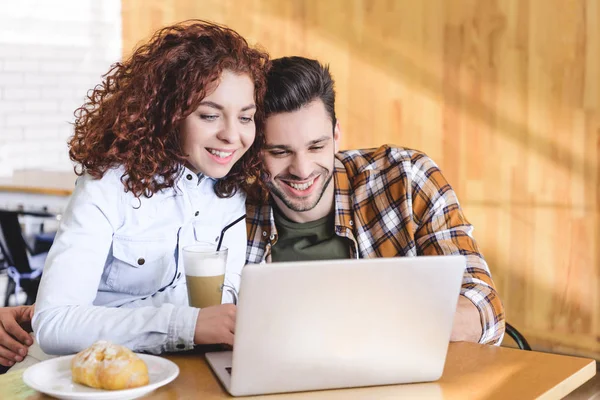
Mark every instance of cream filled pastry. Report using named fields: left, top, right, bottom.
left=71, top=340, right=149, bottom=390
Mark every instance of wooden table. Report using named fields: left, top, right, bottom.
left=0, top=169, right=76, bottom=197
left=2, top=343, right=595, bottom=399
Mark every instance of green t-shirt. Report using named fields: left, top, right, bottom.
left=271, top=207, right=352, bottom=262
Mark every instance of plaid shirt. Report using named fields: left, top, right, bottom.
left=246, top=145, right=505, bottom=345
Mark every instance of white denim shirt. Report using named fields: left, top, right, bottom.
left=32, top=166, right=247, bottom=355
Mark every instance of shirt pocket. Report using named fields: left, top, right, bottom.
left=106, top=236, right=176, bottom=296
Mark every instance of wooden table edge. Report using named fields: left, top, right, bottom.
left=0, top=185, right=73, bottom=197
left=539, top=359, right=596, bottom=399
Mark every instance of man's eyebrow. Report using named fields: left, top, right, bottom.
left=264, top=144, right=292, bottom=151
left=308, top=136, right=331, bottom=146
left=264, top=136, right=332, bottom=151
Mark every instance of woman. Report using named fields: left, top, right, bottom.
left=27, top=20, right=270, bottom=357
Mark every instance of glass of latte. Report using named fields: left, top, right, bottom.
left=182, top=242, right=227, bottom=308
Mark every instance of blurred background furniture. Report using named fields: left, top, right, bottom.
left=0, top=169, right=73, bottom=305
left=505, top=323, right=532, bottom=351
left=0, top=209, right=58, bottom=306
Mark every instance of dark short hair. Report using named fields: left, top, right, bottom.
left=264, top=56, right=336, bottom=127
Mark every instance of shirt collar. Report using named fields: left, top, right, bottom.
left=177, top=165, right=216, bottom=193
left=332, top=157, right=354, bottom=233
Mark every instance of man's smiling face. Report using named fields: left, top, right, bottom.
left=262, top=99, right=340, bottom=223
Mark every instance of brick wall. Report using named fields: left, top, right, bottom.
left=0, top=0, right=121, bottom=176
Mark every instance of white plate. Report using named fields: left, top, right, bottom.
left=22, top=354, right=179, bottom=400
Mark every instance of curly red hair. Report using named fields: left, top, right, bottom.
left=69, top=20, right=271, bottom=198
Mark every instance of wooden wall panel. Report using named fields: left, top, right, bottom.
left=122, top=0, right=600, bottom=358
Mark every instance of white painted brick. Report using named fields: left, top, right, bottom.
left=23, top=128, right=58, bottom=140
left=45, top=143, right=70, bottom=156
left=4, top=88, right=41, bottom=100
left=5, top=113, right=44, bottom=127
left=41, top=86, right=77, bottom=100
left=3, top=44, right=37, bottom=59
left=34, top=152, right=58, bottom=167
left=5, top=157, right=26, bottom=170
left=47, top=159, right=72, bottom=172
left=3, top=60, right=38, bottom=72
left=55, top=47, right=90, bottom=60
left=25, top=101, right=59, bottom=112
left=24, top=74, right=61, bottom=86
left=60, top=100, right=80, bottom=114
left=1, top=128, right=24, bottom=140
left=31, top=73, right=69, bottom=87
left=0, top=101, right=26, bottom=113
left=47, top=159, right=74, bottom=173
left=0, top=73, right=24, bottom=86
left=2, top=142, right=26, bottom=158
left=0, top=45, right=23, bottom=59
left=48, top=152, right=70, bottom=165
left=39, top=149, right=69, bottom=166
left=24, top=141, right=44, bottom=154
left=40, top=114, right=74, bottom=125
left=8, top=157, right=25, bottom=170
left=25, top=156, right=44, bottom=168
left=0, top=160, right=12, bottom=177
left=40, top=139, right=66, bottom=150
left=57, top=131, right=72, bottom=141
left=73, top=75, right=102, bottom=87
left=11, top=45, right=88, bottom=61
left=57, top=135, right=73, bottom=147
left=39, top=60, right=75, bottom=73
left=45, top=74, right=98, bottom=88
left=0, top=0, right=121, bottom=173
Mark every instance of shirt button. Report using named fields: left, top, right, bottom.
left=137, top=258, right=145, bottom=265
left=195, top=211, right=199, bottom=216
left=176, top=344, right=185, bottom=350
left=262, top=231, right=267, bottom=237
left=349, top=220, right=354, bottom=226
left=186, top=174, right=193, bottom=180
left=269, top=234, right=275, bottom=240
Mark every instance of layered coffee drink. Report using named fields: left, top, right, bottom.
left=183, top=243, right=228, bottom=309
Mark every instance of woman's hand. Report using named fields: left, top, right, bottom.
left=194, top=304, right=236, bottom=346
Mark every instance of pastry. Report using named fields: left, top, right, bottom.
left=71, top=340, right=149, bottom=390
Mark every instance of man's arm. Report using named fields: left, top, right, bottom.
left=0, top=305, right=34, bottom=367
left=450, top=296, right=483, bottom=342
left=410, top=153, right=505, bottom=345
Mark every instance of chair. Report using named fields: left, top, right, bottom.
left=0, top=210, right=48, bottom=306
left=505, top=322, right=532, bottom=350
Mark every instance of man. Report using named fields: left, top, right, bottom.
left=0, top=305, right=33, bottom=369
left=245, top=56, right=505, bottom=345
left=0, top=57, right=504, bottom=368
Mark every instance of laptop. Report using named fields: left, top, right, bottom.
left=206, top=255, right=466, bottom=396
